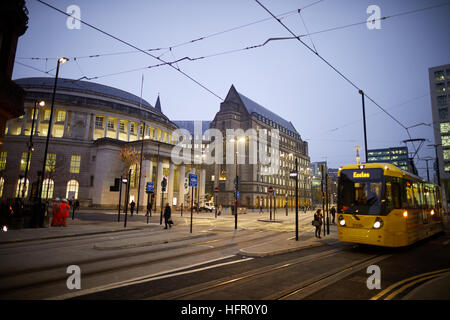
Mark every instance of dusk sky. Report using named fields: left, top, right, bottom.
left=12, top=0, right=450, bottom=179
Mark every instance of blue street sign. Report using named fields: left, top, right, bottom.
left=235, top=191, right=240, bottom=199
left=189, top=173, right=198, bottom=187
left=146, top=182, right=154, bottom=193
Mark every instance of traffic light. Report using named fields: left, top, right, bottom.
left=161, top=177, right=167, bottom=192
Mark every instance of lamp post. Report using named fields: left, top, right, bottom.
left=230, top=136, right=245, bottom=230
left=21, top=100, right=45, bottom=199
left=359, top=90, right=368, bottom=163
left=290, top=158, right=299, bottom=241
left=38, top=57, right=68, bottom=202
left=136, top=121, right=146, bottom=214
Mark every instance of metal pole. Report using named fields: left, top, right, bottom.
left=295, top=158, right=299, bottom=241
left=39, top=59, right=64, bottom=202
left=118, top=175, right=122, bottom=222
left=359, top=90, right=368, bottom=163
left=124, top=169, right=131, bottom=228
left=137, top=122, right=145, bottom=214
left=190, top=185, right=194, bottom=233
left=326, top=173, right=330, bottom=235
left=321, top=164, right=326, bottom=236
left=235, top=147, right=238, bottom=230
left=22, top=101, right=39, bottom=199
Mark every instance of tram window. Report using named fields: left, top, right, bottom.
left=405, top=181, right=415, bottom=208
left=385, top=181, right=401, bottom=210
left=413, top=183, right=422, bottom=208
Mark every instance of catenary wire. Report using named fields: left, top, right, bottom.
left=36, top=0, right=224, bottom=101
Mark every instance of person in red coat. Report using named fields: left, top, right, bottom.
left=51, top=198, right=61, bottom=227
left=60, top=199, right=70, bottom=227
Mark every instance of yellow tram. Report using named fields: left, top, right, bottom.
left=337, top=163, right=444, bottom=247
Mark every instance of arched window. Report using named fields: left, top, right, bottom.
left=66, top=179, right=79, bottom=200
left=42, top=178, right=54, bottom=199
left=15, top=178, right=29, bottom=198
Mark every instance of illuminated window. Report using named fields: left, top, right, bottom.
left=20, top=152, right=30, bottom=171
left=445, top=164, right=450, bottom=173
left=15, top=178, right=29, bottom=198
left=130, top=123, right=135, bottom=134
left=66, top=180, right=79, bottom=199
left=436, top=83, right=446, bottom=93
left=444, top=149, right=450, bottom=160
left=41, top=178, right=54, bottom=199
left=46, top=153, right=56, bottom=172
left=56, top=110, right=66, bottom=122
left=43, top=109, right=51, bottom=121
left=107, top=119, right=115, bottom=130
left=95, top=116, right=104, bottom=129
left=440, top=122, right=450, bottom=134
left=70, top=155, right=81, bottom=173
left=0, top=152, right=6, bottom=170
left=435, top=70, right=445, bottom=81
left=130, top=164, right=136, bottom=188
left=119, top=120, right=126, bottom=132
left=0, top=177, right=3, bottom=198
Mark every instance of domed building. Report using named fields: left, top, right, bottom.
left=0, top=77, right=205, bottom=209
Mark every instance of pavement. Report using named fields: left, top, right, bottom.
left=0, top=208, right=335, bottom=256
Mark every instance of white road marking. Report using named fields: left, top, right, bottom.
left=50, top=254, right=253, bottom=300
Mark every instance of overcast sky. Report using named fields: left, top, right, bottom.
left=12, top=0, right=450, bottom=179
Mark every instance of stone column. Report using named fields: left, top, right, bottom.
left=63, top=110, right=70, bottom=137
left=104, top=115, right=109, bottom=138
left=34, top=108, right=41, bottom=136
left=200, top=168, right=206, bottom=206
left=20, top=108, right=28, bottom=135
left=168, top=162, right=174, bottom=207
left=178, top=164, right=185, bottom=208
left=116, top=118, right=120, bottom=140
left=138, top=159, right=151, bottom=209
left=127, top=120, right=131, bottom=142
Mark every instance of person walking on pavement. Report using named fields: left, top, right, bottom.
left=313, top=209, right=323, bottom=238
left=330, top=206, right=336, bottom=224
left=130, top=200, right=136, bottom=215
left=218, top=204, right=222, bottom=216
left=164, top=203, right=172, bottom=229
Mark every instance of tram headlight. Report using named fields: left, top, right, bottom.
left=373, top=217, right=384, bottom=229
left=338, top=215, right=346, bottom=226
left=403, top=211, right=408, bottom=218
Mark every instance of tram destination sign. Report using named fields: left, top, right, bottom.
left=341, top=168, right=384, bottom=181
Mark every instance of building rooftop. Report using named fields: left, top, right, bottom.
left=14, top=77, right=154, bottom=110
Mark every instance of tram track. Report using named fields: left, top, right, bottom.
left=147, top=247, right=345, bottom=300
left=0, top=229, right=281, bottom=296
left=145, top=245, right=391, bottom=300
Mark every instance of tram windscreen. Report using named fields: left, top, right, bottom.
left=338, top=168, right=385, bottom=215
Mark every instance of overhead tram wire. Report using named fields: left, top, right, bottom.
left=36, top=0, right=223, bottom=101
left=25, top=1, right=324, bottom=63
left=19, top=2, right=448, bottom=67
left=253, top=0, right=446, bottom=159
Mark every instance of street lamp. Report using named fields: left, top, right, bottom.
left=289, top=157, right=299, bottom=241
left=38, top=57, right=68, bottom=202
left=21, top=100, right=45, bottom=198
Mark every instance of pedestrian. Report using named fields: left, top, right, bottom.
left=330, top=206, right=336, bottom=224
left=218, top=204, right=222, bottom=216
left=164, top=202, right=172, bottom=229
left=60, top=199, right=70, bottom=227
left=130, top=200, right=135, bottom=215
left=51, top=198, right=60, bottom=227
left=313, top=209, right=323, bottom=238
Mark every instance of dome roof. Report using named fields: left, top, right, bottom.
left=14, top=77, right=154, bottom=109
